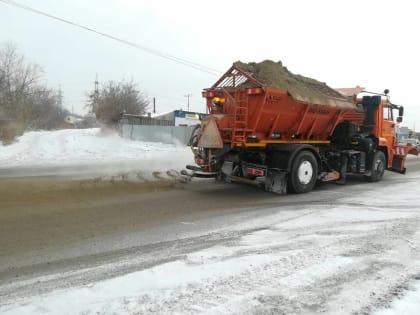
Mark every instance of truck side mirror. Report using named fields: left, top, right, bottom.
left=396, top=116, right=403, bottom=123
left=398, top=107, right=404, bottom=117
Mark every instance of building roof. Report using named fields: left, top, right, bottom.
left=335, top=86, right=365, bottom=97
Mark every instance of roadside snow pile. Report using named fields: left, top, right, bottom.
left=0, top=128, right=194, bottom=175
left=374, top=281, right=420, bottom=315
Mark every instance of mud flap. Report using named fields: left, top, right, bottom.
left=265, top=169, right=287, bottom=194
left=389, top=155, right=406, bottom=174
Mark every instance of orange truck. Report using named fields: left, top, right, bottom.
left=184, top=60, right=418, bottom=193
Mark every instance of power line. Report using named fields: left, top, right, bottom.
left=0, top=0, right=222, bottom=76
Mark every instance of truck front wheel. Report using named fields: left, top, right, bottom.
left=365, top=150, right=386, bottom=182
left=288, top=150, right=318, bottom=193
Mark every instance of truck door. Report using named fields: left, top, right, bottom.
left=382, top=104, right=403, bottom=170
left=381, top=105, right=396, bottom=148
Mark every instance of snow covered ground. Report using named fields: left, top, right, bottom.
left=1, top=129, right=420, bottom=314
left=0, top=128, right=194, bottom=178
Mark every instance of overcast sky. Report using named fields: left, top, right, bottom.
left=1, top=0, right=419, bottom=128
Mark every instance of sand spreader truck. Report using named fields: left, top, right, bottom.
left=183, top=60, right=418, bottom=194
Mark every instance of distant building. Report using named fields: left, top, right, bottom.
left=63, top=114, right=98, bottom=129
left=153, top=110, right=207, bottom=126
left=121, top=110, right=206, bottom=127
left=335, top=86, right=365, bottom=97
left=397, top=126, right=410, bottom=142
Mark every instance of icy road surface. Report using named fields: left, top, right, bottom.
left=1, top=129, right=420, bottom=314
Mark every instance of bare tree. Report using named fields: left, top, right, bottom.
left=88, top=80, right=149, bottom=127
left=27, top=87, right=69, bottom=130
left=0, top=43, right=43, bottom=123
left=0, top=43, right=70, bottom=143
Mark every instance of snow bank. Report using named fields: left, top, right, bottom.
left=374, top=281, right=420, bottom=315
left=0, top=128, right=194, bottom=175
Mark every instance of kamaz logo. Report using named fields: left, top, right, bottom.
left=267, top=95, right=282, bottom=102
left=308, top=108, right=330, bottom=115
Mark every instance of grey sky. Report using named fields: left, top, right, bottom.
left=1, top=0, right=419, bottom=129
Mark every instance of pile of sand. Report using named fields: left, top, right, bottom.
left=234, top=60, right=355, bottom=109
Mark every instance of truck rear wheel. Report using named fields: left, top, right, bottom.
left=365, top=150, right=386, bottom=182
left=288, top=150, right=318, bottom=193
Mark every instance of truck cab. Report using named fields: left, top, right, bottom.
left=357, top=91, right=417, bottom=175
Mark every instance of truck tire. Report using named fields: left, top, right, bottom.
left=365, top=150, right=386, bottom=182
left=288, top=150, right=318, bottom=193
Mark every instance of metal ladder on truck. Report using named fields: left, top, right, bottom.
left=231, top=94, right=248, bottom=146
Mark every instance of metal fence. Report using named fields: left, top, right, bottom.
left=120, top=115, right=173, bottom=126
left=121, top=123, right=196, bottom=145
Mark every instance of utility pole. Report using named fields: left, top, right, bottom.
left=89, top=74, right=99, bottom=115
left=57, top=85, right=63, bottom=108
left=153, top=97, right=156, bottom=114
left=184, top=93, right=192, bottom=112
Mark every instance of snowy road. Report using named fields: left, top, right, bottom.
left=1, top=129, right=420, bottom=314
left=1, top=158, right=420, bottom=314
